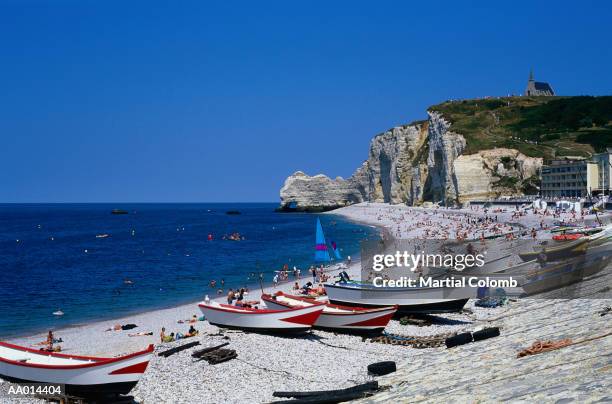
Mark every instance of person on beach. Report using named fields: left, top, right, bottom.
left=227, top=289, right=235, bottom=305
left=160, top=327, right=166, bottom=343
left=273, top=273, right=279, bottom=288
left=316, top=283, right=326, bottom=295
left=292, top=282, right=300, bottom=292
left=236, top=288, right=245, bottom=305
left=46, top=330, right=54, bottom=351
left=302, top=281, right=313, bottom=294
left=185, top=325, right=198, bottom=338
left=347, top=256, right=351, bottom=266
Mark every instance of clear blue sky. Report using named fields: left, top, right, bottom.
left=1, top=1, right=611, bottom=202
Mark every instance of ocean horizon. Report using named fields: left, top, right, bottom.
left=0, top=203, right=378, bottom=338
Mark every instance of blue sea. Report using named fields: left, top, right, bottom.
left=0, top=203, right=378, bottom=338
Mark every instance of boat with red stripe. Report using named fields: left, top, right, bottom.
left=0, top=342, right=153, bottom=398
left=261, top=292, right=397, bottom=334
left=198, top=301, right=324, bottom=334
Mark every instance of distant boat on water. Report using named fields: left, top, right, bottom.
left=111, top=209, right=128, bottom=215
left=96, top=234, right=110, bottom=239
left=226, top=210, right=241, bottom=215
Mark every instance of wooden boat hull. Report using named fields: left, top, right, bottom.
left=261, top=293, right=397, bottom=334
left=522, top=254, right=612, bottom=295
left=198, top=302, right=324, bottom=334
left=0, top=343, right=153, bottom=398
left=324, top=283, right=471, bottom=314
left=518, top=238, right=588, bottom=262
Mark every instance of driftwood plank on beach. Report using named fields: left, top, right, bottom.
left=272, top=381, right=378, bottom=399
left=158, top=341, right=200, bottom=357
left=270, top=389, right=378, bottom=404
left=192, top=342, right=230, bottom=358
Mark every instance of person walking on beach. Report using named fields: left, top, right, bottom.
left=310, top=266, right=316, bottom=282
left=273, top=273, right=279, bottom=288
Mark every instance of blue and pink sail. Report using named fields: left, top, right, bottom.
left=314, top=217, right=342, bottom=262
left=315, top=218, right=330, bottom=262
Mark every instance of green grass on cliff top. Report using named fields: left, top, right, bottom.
left=429, top=96, right=612, bottom=161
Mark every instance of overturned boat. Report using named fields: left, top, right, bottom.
left=0, top=342, right=153, bottom=398
left=261, top=292, right=397, bottom=334
left=198, top=301, right=324, bottom=334
left=324, top=282, right=471, bottom=315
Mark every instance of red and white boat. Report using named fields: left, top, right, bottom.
left=261, top=292, right=398, bottom=334
left=0, top=342, right=154, bottom=398
left=198, top=301, right=324, bottom=334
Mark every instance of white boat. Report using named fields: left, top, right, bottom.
left=261, top=292, right=397, bottom=334
left=198, top=301, right=324, bottom=334
left=0, top=342, right=153, bottom=398
left=324, top=282, right=472, bottom=314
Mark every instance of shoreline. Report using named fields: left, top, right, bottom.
left=1, top=211, right=380, bottom=342
left=2, top=202, right=610, bottom=403
left=4, top=202, right=604, bottom=347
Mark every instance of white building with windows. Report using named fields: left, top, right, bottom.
left=540, top=158, right=598, bottom=198
left=592, top=148, right=612, bottom=195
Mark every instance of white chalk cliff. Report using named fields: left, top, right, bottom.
left=279, top=111, right=542, bottom=211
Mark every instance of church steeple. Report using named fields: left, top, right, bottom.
left=529, top=69, right=534, bottom=82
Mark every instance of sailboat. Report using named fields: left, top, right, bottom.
left=331, top=240, right=342, bottom=260
left=315, top=217, right=331, bottom=262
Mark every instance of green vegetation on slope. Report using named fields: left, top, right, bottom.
left=430, top=96, right=612, bottom=161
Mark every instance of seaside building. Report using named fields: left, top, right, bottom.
left=592, top=148, right=612, bottom=195
left=524, top=70, right=555, bottom=96
left=540, top=158, right=598, bottom=198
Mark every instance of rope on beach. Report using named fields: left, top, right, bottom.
left=370, top=331, right=457, bottom=349
left=517, top=331, right=612, bottom=358
left=517, top=339, right=573, bottom=358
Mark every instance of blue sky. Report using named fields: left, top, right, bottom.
left=1, top=1, right=611, bottom=202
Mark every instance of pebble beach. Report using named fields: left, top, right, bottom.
left=2, top=202, right=610, bottom=403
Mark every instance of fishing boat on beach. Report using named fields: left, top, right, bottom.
left=198, top=301, right=324, bottom=334
left=261, top=292, right=397, bottom=334
left=521, top=253, right=612, bottom=295
left=517, top=238, right=588, bottom=262
left=324, top=282, right=471, bottom=314
left=0, top=342, right=153, bottom=398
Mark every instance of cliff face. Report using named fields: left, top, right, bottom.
left=279, top=108, right=543, bottom=211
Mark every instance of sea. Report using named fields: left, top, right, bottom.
left=0, top=203, right=378, bottom=338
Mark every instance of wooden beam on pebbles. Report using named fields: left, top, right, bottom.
left=158, top=341, right=200, bottom=357
left=191, top=342, right=230, bottom=358
left=271, top=381, right=380, bottom=403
